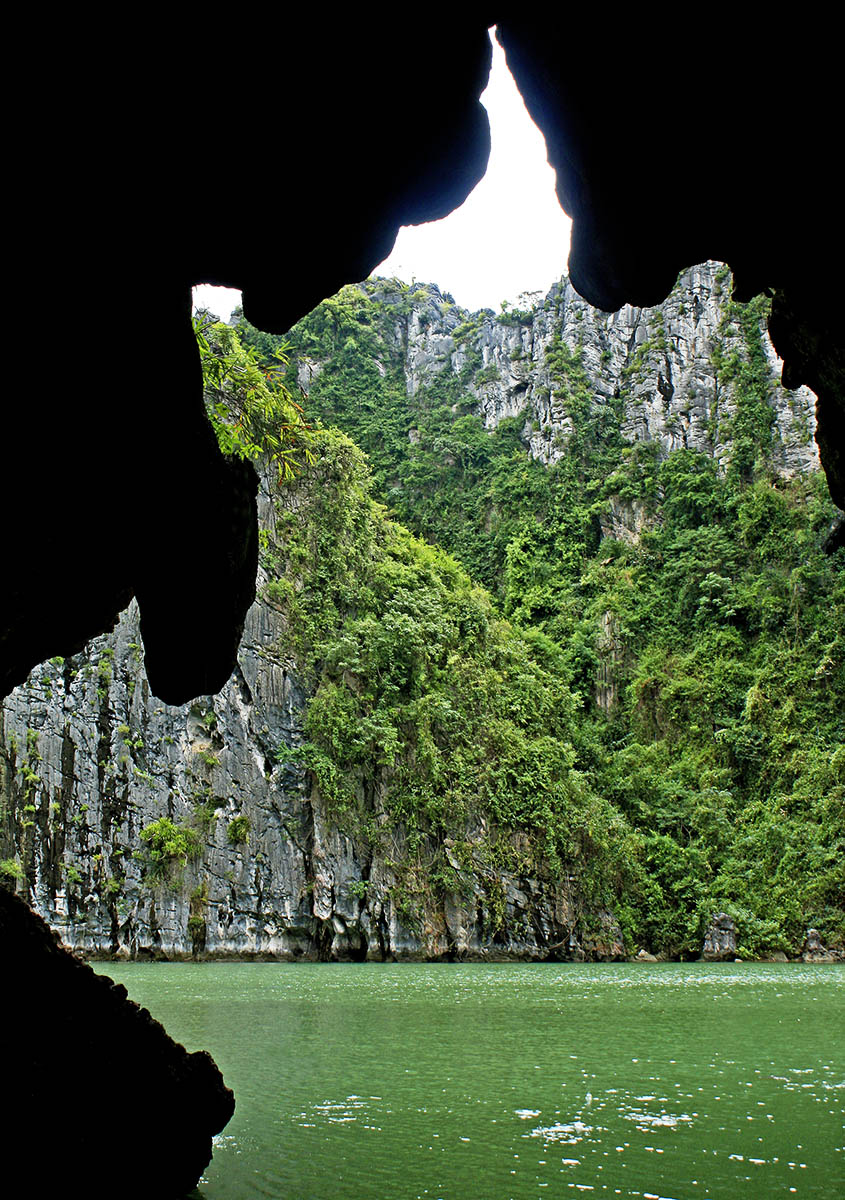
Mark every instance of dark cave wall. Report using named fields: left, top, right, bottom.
left=3, top=16, right=495, bottom=707
left=0, top=886, right=235, bottom=1197
left=4, top=15, right=843, bottom=709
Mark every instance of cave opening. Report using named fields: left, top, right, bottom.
left=193, top=27, right=571, bottom=325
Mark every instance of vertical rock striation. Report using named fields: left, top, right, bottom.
left=1, top=483, right=609, bottom=961
left=391, top=262, right=817, bottom=482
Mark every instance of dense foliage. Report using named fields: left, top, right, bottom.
left=263, top=428, right=630, bottom=933
left=580, top=465, right=844, bottom=955
left=237, top=283, right=562, bottom=597
left=194, top=312, right=314, bottom=482
left=234, top=283, right=844, bottom=957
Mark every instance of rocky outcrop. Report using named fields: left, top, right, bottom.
left=595, top=611, right=628, bottom=715
left=635, top=949, right=659, bottom=963
left=802, top=927, right=838, bottom=963
left=0, top=885, right=234, bottom=1197
left=379, top=262, right=818, bottom=486
left=2, top=263, right=830, bottom=965
left=572, top=910, right=627, bottom=962
left=702, top=912, right=738, bottom=961
left=1, top=485, right=605, bottom=963
left=495, top=22, right=844, bottom=511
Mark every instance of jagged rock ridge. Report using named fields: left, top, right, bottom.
left=360, top=261, right=817, bottom=480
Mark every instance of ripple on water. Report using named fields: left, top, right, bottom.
left=527, top=1119, right=595, bottom=1145
left=297, top=1095, right=375, bottom=1126
left=621, top=1107, right=695, bottom=1131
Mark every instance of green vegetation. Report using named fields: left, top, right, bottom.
left=194, top=312, right=314, bottom=483
left=236, top=283, right=605, bottom=602
left=6, top=275, right=838, bottom=961
left=238, top=274, right=844, bottom=957
left=64, top=862, right=83, bottom=887
left=0, top=858, right=24, bottom=883
left=188, top=880, right=209, bottom=950
left=582, top=466, right=844, bottom=955
left=226, top=814, right=250, bottom=845
left=269, top=428, right=628, bottom=928
left=138, top=817, right=203, bottom=885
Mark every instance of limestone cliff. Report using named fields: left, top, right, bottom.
left=1, top=263, right=832, bottom=963
left=1, top=474, right=621, bottom=962
left=374, top=261, right=817, bottom=483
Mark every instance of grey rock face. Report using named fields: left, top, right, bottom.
left=595, top=611, right=628, bottom=715
left=382, top=263, right=819, bottom=491
left=702, top=912, right=738, bottom=961
left=802, top=927, right=836, bottom=963
left=575, top=910, right=627, bottom=962
left=1, top=588, right=313, bottom=960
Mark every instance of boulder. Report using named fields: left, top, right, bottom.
left=802, top=928, right=835, bottom=963
left=702, top=912, right=737, bottom=961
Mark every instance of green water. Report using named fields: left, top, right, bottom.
left=102, top=962, right=844, bottom=1199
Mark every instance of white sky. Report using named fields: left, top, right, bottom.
left=373, top=30, right=571, bottom=311
left=192, top=28, right=571, bottom=322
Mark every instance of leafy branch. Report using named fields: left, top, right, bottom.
left=193, top=313, right=316, bottom=482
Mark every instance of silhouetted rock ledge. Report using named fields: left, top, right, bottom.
left=0, top=887, right=234, bottom=1198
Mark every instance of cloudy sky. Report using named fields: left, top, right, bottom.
left=192, top=29, right=571, bottom=322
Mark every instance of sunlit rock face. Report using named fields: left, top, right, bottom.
left=397, top=262, right=818, bottom=482
left=495, top=21, right=843, bottom=510
left=1, top=484, right=318, bottom=961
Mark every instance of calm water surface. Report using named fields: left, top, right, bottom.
left=102, top=962, right=844, bottom=1199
